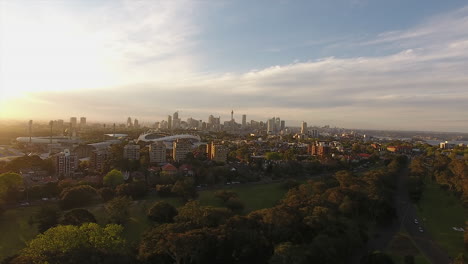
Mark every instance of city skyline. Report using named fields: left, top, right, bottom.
left=1, top=1, right=468, bottom=132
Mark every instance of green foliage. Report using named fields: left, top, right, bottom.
left=60, top=185, right=98, bottom=209
left=61, top=209, right=96, bottom=226
left=34, top=205, right=60, bottom=233
left=105, top=196, right=132, bottom=224
left=0, top=172, right=23, bottom=202
left=103, top=169, right=124, bottom=187
left=147, top=201, right=178, bottom=223
left=115, top=181, right=147, bottom=199
left=266, top=152, right=282, bottom=161
left=214, top=190, right=238, bottom=203
left=175, top=201, right=232, bottom=228
left=225, top=197, right=244, bottom=213
left=171, top=178, right=197, bottom=202
left=98, top=187, right=115, bottom=202
left=18, top=223, right=127, bottom=264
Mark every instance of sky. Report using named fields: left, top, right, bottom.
left=1, top=0, right=468, bottom=132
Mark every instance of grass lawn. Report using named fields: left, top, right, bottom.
left=0, top=206, right=39, bottom=260
left=198, top=182, right=287, bottom=213
left=416, top=182, right=467, bottom=257
left=387, top=232, right=430, bottom=264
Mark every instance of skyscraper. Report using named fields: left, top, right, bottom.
left=80, top=117, right=86, bottom=127
left=242, top=114, right=247, bottom=127
left=70, top=117, right=77, bottom=128
left=167, top=115, right=172, bottom=130
left=280, top=120, right=285, bottom=131
left=173, top=111, right=179, bottom=120
left=301, top=121, right=307, bottom=134
left=127, top=117, right=133, bottom=128
left=275, top=117, right=280, bottom=132
left=134, top=119, right=139, bottom=128
left=267, top=118, right=275, bottom=134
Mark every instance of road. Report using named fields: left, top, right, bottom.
left=353, top=166, right=452, bottom=264
left=395, top=167, right=452, bottom=264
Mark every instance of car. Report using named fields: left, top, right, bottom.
left=418, top=227, right=424, bottom=232
left=414, top=219, right=419, bottom=224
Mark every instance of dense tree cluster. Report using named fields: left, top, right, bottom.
left=431, top=154, right=468, bottom=206
left=137, top=155, right=405, bottom=264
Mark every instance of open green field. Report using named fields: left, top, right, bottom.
left=416, top=182, right=467, bottom=257
left=387, top=232, right=430, bottom=264
left=0, top=182, right=288, bottom=260
left=198, top=182, right=287, bottom=212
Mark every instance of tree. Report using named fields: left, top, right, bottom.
left=214, top=190, right=238, bottom=203
left=266, top=152, right=282, bottom=161
left=171, top=178, right=197, bottom=202
left=103, top=169, right=124, bottom=187
left=61, top=208, right=96, bottom=226
left=116, top=181, right=147, bottom=199
left=0, top=172, right=23, bottom=202
left=147, top=201, right=178, bottom=223
left=105, top=196, right=132, bottom=224
left=60, top=185, right=98, bottom=209
left=269, top=242, right=309, bottom=264
left=35, top=205, right=60, bottom=233
left=15, top=223, right=128, bottom=264
left=225, top=197, right=244, bottom=213
left=98, top=187, right=115, bottom=202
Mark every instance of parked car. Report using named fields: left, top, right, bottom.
left=414, top=219, right=419, bottom=224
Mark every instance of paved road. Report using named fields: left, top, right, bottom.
left=353, top=166, right=452, bottom=264
left=395, top=167, right=452, bottom=264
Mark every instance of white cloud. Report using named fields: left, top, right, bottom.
left=2, top=2, right=468, bottom=132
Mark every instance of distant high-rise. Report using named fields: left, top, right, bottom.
left=267, top=118, right=275, bottom=134
left=301, top=121, right=307, bottom=134
left=134, top=119, right=139, bottom=128
left=80, top=117, right=86, bottom=127
left=275, top=117, right=280, bottom=132
left=127, top=117, right=133, bottom=128
left=70, top=117, right=77, bottom=128
left=242, top=114, right=247, bottom=127
left=57, top=119, right=64, bottom=127
left=280, top=120, right=285, bottom=131
left=167, top=115, right=172, bottom=130
left=173, top=111, right=179, bottom=121
left=231, top=110, right=234, bottom=121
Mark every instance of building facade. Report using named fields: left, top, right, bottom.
left=149, top=142, right=166, bottom=164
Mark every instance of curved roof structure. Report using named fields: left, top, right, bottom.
left=16, top=136, right=79, bottom=144
left=138, top=132, right=201, bottom=143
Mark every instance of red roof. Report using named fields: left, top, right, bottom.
left=179, top=164, right=193, bottom=171
left=161, top=164, right=177, bottom=171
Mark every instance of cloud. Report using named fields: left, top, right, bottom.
left=2, top=3, right=468, bottom=132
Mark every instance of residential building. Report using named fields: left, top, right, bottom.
left=55, top=149, right=78, bottom=178
left=70, top=117, right=77, bottom=128
left=80, top=117, right=86, bottom=127
left=210, top=143, right=229, bottom=163
left=173, top=139, right=192, bottom=162
left=149, top=142, right=166, bottom=164
left=124, top=143, right=140, bottom=160
left=90, top=149, right=109, bottom=172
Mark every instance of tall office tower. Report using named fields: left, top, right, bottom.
left=310, top=129, right=319, bottom=138
left=173, top=111, right=179, bottom=121
left=172, top=118, right=180, bottom=129
left=167, top=115, right=172, bottom=130
left=154, top=122, right=160, bottom=129
left=134, top=119, right=139, bottom=128
left=149, top=142, right=166, bottom=164
left=57, top=119, right=64, bottom=127
left=267, top=118, right=275, bottom=134
left=55, top=149, right=78, bottom=178
left=280, top=120, right=285, bottom=131
left=231, top=110, right=234, bottom=121
left=208, top=115, right=214, bottom=125
left=173, top=139, right=192, bottom=162
left=275, top=117, right=281, bottom=132
left=80, top=117, right=86, bottom=127
left=70, top=117, right=77, bottom=128
left=127, top=117, right=133, bottom=128
left=242, top=114, right=247, bottom=127
left=124, top=143, right=140, bottom=160
left=301, top=121, right=308, bottom=134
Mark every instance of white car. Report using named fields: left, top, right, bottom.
left=418, top=227, right=424, bottom=232
left=414, top=219, right=419, bottom=224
